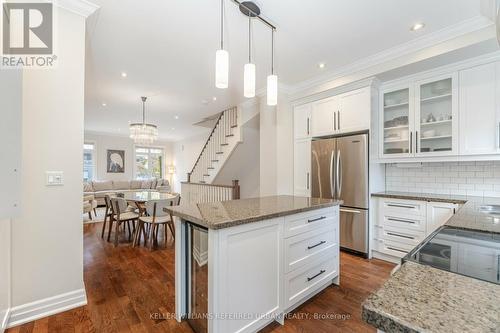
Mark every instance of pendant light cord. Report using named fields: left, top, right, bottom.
left=248, top=15, right=251, bottom=63
left=220, top=0, right=224, bottom=49
left=271, top=29, right=274, bottom=75
left=141, top=97, right=147, bottom=124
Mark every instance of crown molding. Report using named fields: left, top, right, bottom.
left=288, top=15, right=494, bottom=97
left=54, top=0, right=99, bottom=18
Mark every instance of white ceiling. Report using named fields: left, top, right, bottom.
left=84, top=0, right=485, bottom=141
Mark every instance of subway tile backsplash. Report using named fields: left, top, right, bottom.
left=386, top=161, right=500, bottom=197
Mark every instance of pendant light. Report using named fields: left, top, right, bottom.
left=129, top=97, right=158, bottom=145
left=244, top=14, right=256, bottom=98
left=266, top=28, right=277, bottom=106
left=215, top=0, right=228, bottom=89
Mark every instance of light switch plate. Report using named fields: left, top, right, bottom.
left=46, top=171, right=64, bottom=186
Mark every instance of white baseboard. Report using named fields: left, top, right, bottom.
left=7, top=289, right=87, bottom=329
left=1, top=308, right=11, bottom=333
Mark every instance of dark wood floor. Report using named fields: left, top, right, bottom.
left=7, top=222, right=394, bottom=333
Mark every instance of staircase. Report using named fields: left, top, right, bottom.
left=187, top=107, right=241, bottom=184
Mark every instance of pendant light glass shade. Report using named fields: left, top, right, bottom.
left=244, top=63, right=256, bottom=98
left=267, top=74, right=278, bottom=106
left=215, top=49, right=229, bottom=88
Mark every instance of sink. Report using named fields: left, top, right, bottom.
left=478, top=205, right=500, bottom=215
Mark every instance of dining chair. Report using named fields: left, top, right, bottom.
left=110, top=197, right=139, bottom=247
left=134, top=198, right=176, bottom=250
left=102, top=194, right=116, bottom=240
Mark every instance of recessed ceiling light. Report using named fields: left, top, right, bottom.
left=101, top=103, right=107, bottom=107
left=202, top=99, right=209, bottom=105
left=174, top=115, right=179, bottom=120
left=212, top=96, right=217, bottom=101
left=121, top=72, right=127, bottom=78
left=318, top=63, right=326, bottom=69
left=410, top=22, right=425, bottom=31
left=171, top=127, right=175, bottom=130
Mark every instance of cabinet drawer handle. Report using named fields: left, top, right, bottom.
left=386, top=232, right=415, bottom=240
left=387, top=246, right=408, bottom=254
left=307, top=118, right=310, bottom=135
left=308, top=216, right=326, bottom=223
left=307, top=240, right=326, bottom=250
left=307, top=269, right=326, bottom=282
left=387, top=203, right=416, bottom=209
left=387, top=217, right=416, bottom=224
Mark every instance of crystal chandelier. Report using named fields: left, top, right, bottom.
left=129, top=96, right=158, bottom=145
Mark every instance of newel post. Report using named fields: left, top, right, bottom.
left=232, top=180, right=240, bottom=200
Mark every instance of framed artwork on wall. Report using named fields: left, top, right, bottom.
left=107, top=150, right=125, bottom=173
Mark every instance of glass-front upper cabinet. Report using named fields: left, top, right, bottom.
left=415, top=73, right=458, bottom=156
left=381, top=86, right=413, bottom=158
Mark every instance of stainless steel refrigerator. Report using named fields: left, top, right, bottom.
left=311, top=133, right=369, bottom=256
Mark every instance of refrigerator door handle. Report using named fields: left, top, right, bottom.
left=329, top=150, right=335, bottom=198
left=336, top=150, right=342, bottom=198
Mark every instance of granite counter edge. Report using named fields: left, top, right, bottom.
left=164, top=201, right=341, bottom=230
left=371, top=192, right=467, bottom=204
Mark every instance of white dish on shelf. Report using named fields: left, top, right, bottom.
left=422, top=130, right=436, bottom=138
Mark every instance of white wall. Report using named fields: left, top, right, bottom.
left=84, top=132, right=174, bottom=181
left=214, top=116, right=260, bottom=199
left=386, top=161, right=500, bottom=197
left=10, top=7, right=86, bottom=310
left=259, top=94, right=294, bottom=197
left=0, top=219, right=11, bottom=331
left=259, top=99, right=278, bottom=196
left=172, top=131, right=210, bottom=192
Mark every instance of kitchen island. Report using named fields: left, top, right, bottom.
left=364, top=192, right=500, bottom=332
left=165, top=195, right=341, bottom=333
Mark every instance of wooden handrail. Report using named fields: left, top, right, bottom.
left=181, top=181, right=234, bottom=189
left=189, top=107, right=236, bottom=176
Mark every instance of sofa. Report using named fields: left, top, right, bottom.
left=83, top=179, right=171, bottom=206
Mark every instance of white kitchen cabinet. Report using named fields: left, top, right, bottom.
left=310, top=96, right=338, bottom=137
left=459, top=62, right=500, bottom=156
left=293, top=138, right=311, bottom=197
left=338, top=87, right=371, bottom=134
left=415, top=73, right=459, bottom=157
left=373, top=197, right=458, bottom=262
left=458, top=243, right=500, bottom=283
left=380, top=73, right=458, bottom=160
left=380, top=84, right=413, bottom=159
left=426, top=201, right=458, bottom=235
left=294, top=104, right=312, bottom=139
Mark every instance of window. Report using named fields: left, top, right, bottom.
left=135, top=146, right=164, bottom=179
left=83, top=142, right=96, bottom=181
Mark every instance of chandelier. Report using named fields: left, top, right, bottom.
left=129, top=96, right=158, bottom=145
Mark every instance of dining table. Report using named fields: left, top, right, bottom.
left=121, top=191, right=177, bottom=214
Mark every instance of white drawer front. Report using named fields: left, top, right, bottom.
left=374, top=238, right=414, bottom=258
left=284, top=225, right=337, bottom=273
left=374, top=225, right=425, bottom=247
left=381, top=213, right=426, bottom=233
left=380, top=198, right=426, bottom=217
left=284, top=206, right=338, bottom=238
left=285, top=251, right=338, bottom=308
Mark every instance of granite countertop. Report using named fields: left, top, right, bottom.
left=164, top=195, right=341, bottom=230
left=365, top=192, right=500, bottom=332
left=371, top=191, right=468, bottom=204
left=372, top=191, right=500, bottom=234
left=362, top=261, right=500, bottom=333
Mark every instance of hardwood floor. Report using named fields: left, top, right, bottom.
left=7, top=223, right=394, bottom=333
